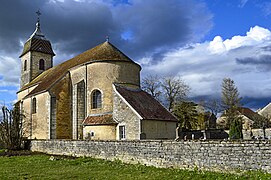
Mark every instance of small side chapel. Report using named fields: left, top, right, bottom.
left=17, top=14, right=177, bottom=140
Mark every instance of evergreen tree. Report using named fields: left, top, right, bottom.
left=221, top=78, right=243, bottom=139
left=173, top=101, right=198, bottom=130
left=221, top=78, right=242, bottom=127
left=229, top=116, right=243, bottom=139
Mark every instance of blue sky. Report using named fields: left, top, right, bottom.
left=206, top=0, right=271, bottom=40
left=0, top=0, right=271, bottom=110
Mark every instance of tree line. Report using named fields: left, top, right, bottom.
left=142, top=75, right=271, bottom=139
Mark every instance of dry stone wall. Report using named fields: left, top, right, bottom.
left=30, top=140, right=271, bottom=173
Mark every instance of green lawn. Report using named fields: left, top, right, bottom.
left=0, top=154, right=270, bottom=179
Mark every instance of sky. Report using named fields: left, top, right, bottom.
left=0, top=0, right=271, bottom=110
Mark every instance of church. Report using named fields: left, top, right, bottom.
left=17, top=15, right=177, bottom=140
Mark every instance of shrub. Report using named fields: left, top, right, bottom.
left=0, top=103, right=24, bottom=150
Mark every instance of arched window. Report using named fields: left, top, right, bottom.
left=39, top=59, right=45, bottom=70
left=24, top=60, right=27, bottom=71
left=91, top=90, right=102, bottom=109
left=32, top=98, right=37, bottom=114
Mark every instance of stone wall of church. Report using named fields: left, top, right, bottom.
left=87, top=61, right=140, bottom=116
left=17, top=85, right=38, bottom=101
left=30, top=51, right=52, bottom=80
left=141, top=120, right=176, bottom=139
left=16, top=91, right=51, bottom=139
left=83, top=125, right=116, bottom=140
left=20, top=52, right=31, bottom=87
left=70, top=66, right=86, bottom=85
left=113, top=89, right=141, bottom=140
left=30, top=139, right=271, bottom=173
left=21, top=97, right=32, bottom=138
left=50, top=73, right=72, bottom=139
left=31, top=92, right=51, bottom=139
left=20, top=51, right=52, bottom=87
left=20, top=92, right=50, bottom=139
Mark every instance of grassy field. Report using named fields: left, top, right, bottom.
left=0, top=154, right=270, bottom=179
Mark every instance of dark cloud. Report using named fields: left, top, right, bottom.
left=190, top=95, right=270, bottom=111
left=0, top=0, right=213, bottom=106
left=42, top=1, right=118, bottom=54
left=0, top=0, right=213, bottom=62
left=114, top=0, right=213, bottom=60
left=236, top=55, right=271, bottom=71
left=0, top=0, right=44, bottom=53
left=261, top=45, right=271, bottom=52
left=241, top=96, right=271, bottom=110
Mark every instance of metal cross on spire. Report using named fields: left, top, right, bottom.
left=30, top=9, right=45, bottom=39
left=106, top=35, right=109, bottom=42
left=36, top=10, right=41, bottom=22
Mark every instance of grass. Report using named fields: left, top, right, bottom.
left=0, top=154, right=270, bottom=179
left=0, top=149, right=5, bottom=153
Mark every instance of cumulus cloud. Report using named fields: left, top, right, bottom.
left=143, top=26, right=271, bottom=109
left=207, top=26, right=271, bottom=54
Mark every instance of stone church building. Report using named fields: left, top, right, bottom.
left=17, top=17, right=177, bottom=140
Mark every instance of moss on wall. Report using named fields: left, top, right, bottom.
left=50, top=74, right=72, bottom=139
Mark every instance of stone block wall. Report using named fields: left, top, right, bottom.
left=113, top=89, right=140, bottom=140
left=30, top=139, right=271, bottom=173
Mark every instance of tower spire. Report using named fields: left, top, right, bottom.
left=29, top=10, right=45, bottom=40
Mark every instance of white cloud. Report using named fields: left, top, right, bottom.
left=0, top=55, right=20, bottom=87
left=208, top=26, right=271, bottom=54
left=208, top=36, right=226, bottom=54
left=142, top=26, right=271, bottom=107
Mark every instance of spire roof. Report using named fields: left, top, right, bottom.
left=29, top=10, right=46, bottom=40
left=20, top=11, right=55, bottom=57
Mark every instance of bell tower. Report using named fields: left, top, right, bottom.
left=20, top=11, right=55, bottom=87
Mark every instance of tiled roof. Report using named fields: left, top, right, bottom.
left=220, top=107, right=263, bottom=121
left=83, top=114, right=117, bottom=125
left=18, top=41, right=140, bottom=96
left=258, top=103, right=271, bottom=116
left=20, top=38, right=55, bottom=57
left=237, top=107, right=262, bottom=120
left=114, top=84, right=177, bottom=122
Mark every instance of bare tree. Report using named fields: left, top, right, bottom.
left=203, top=99, right=222, bottom=117
left=161, top=76, right=190, bottom=111
left=141, top=75, right=161, bottom=100
left=0, top=103, right=25, bottom=150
